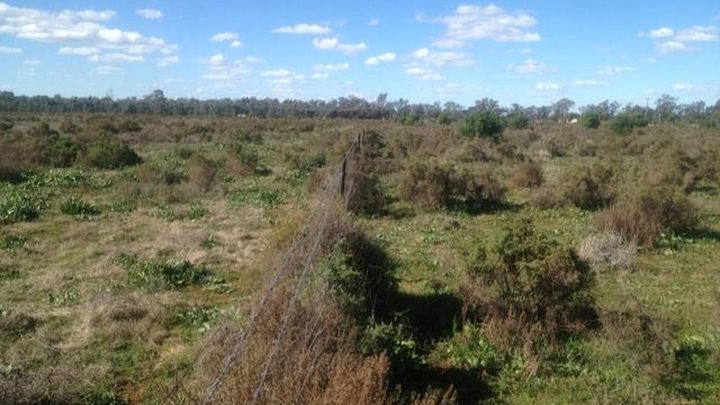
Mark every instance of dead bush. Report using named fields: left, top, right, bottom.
left=188, top=155, right=218, bottom=193
left=596, top=186, right=698, bottom=247
left=578, top=232, right=637, bottom=270
left=509, top=162, right=544, bottom=189
left=458, top=167, right=506, bottom=206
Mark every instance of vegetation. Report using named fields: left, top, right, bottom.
left=0, top=108, right=719, bottom=403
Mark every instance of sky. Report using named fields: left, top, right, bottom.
left=1, top=1, right=719, bottom=107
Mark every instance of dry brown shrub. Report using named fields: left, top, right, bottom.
left=509, top=162, right=544, bottom=189
left=595, top=186, right=698, bottom=247
left=188, top=155, right=218, bottom=193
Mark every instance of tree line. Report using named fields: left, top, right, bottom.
left=1, top=90, right=718, bottom=125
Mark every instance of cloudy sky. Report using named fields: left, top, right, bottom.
left=1, top=1, right=719, bottom=106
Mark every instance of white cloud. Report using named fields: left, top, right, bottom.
left=409, top=47, right=472, bottom=66
left=88, top=53, right=143, bottom=63
left=364, top=52, right=396, bottom=66
left=312, top=37, right=367, bottom=54
left=313, top=63, right=349, bottom=72
left=0, top=3, right=176, bottom=60
left=573, top=80, right=605, bottom=88
left=596, top=66, right=635, bottom=76
left=261, top=69, right=304, bottom=84
left=643, top=25, right=718, bottom=53
left=675, top=26, right=718, bottom=42
left=157, top=55, right=180, bottom=67
left=404, top=66, right=443, bottom=81
left=657, top=40, right=686, bottom=53
left=429, top=4, right=540, bottom=48
left=511, top=58, right=557, bottom=74
left=272, top=23, right=331, bottom=35
left=535, top=82, right=562, bottom=92
left=136, top=8, right=163, bottom=19
left=58, top=46, right=99, bottom=56
left=672, top=83, right=696, bottom=91
left=211, top=32, right=243, bottom=47
left=0, top=45, right=21, bottom=54
left=202, top=59, right=251, bottom=81
left=23, top=59, right=39, bottom=65
left=211, top=54, right=226, bottom=66
left=211, top=32, right=238, bottom=42
left=244, top=56, right=262, bottom=64
left=311, top=72, right=330, bottom=79
left=368, top=18, right=379, bottom=26
left=645, top=27, right=674, bottom=38
left=91, top=65, right=121, bottom=75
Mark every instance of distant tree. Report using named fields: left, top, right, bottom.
left=579, top=111, right=601, bottom=129
left=552, top=98, right=575, bottom=122
left=655, top=94, right=678, bottom=123
left=460, top=111, right=506, bottom=139
left=474, top=98, right=501, bottom=114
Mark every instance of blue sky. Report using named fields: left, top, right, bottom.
left=1, top=1, right=719, bottom=106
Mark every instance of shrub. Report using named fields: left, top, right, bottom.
left=319, top=232, right=396, bottom=320
left=610, top=115, right=649, bottom=135
left=559, top=163, right=616, bottom=210
left=460, top=111, right=506, bottom=139
left=579, top=111, right=601, bottom=129
left=400, top=159, right=457, bottom=208
left=286, top=152, right=326, bottom=174
left=81, top=140, right=142, bottom=169
left=27, top=122, right=58, bottom=138
left=459, top=167, right=506, bottom=206
left=509, top=162, right=544, bottom=189
left=507, top=114, right=531, bottom=130
left=462, top=218, right=595, bottom=343
left=42, top=135, right=81, bottom=167
left=401, top=159, right=504, bottom=210
left=225, top=145, right=259, bottom=176
left=59, top=117, right=81, bottom=134
left=596, top=186, right=698, bottom=247
left=578, top=232, right=637, bottom=270
left=188, top=155, right=218, bottom=193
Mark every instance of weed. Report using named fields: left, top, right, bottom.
left=60, top=197, right=101, bottom=218
left=113, top=254, right=214, bottom=290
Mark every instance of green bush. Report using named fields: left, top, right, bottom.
left=463, top=218, right=595, bottom=340
left=318, top=232, right=396, bottom=320
left=610, top=115, right=649, bottom=135
left=460, top=111, right=506, bottom=139
left=579, top=111, right=601, bottom=129
left=81, top=140, right=142, bottom=169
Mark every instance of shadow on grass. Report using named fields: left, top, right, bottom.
left=399, top=365, right=494, bottom=404
left=686, top=228, right=720, bottom=243
left=446, top=200, right=522, bottom=216
left=386, top=291, right=464, bottom=343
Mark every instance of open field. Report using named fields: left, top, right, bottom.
left=1, top=113, right=719, bottom=403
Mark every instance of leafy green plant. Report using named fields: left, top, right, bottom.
left=113, top=254, right=213, bottom=290
left=435, top=324, right=500, bottom=372
left=60, top=197, right=100, bottom=218
left=0, top=233, right=28, bottom=253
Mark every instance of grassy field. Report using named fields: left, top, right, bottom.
left=1, top=114, right=719, bottom=403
